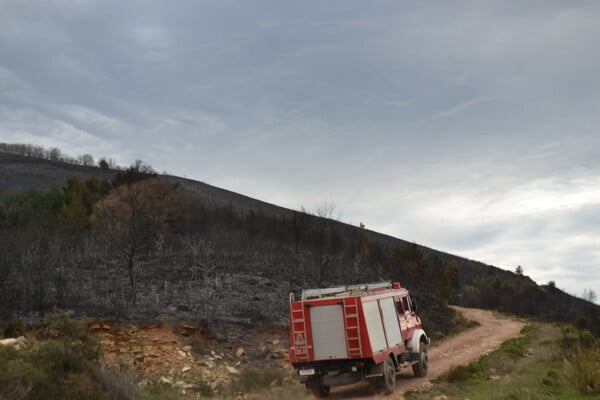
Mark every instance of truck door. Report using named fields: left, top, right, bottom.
left=395, top=297, right=406, bottom=331
left=380, top=297, right=403, bottom=348
left=397, top=295, right=417, bottom=338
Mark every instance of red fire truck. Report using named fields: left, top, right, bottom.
left=289, top=281, right=429, bottom=397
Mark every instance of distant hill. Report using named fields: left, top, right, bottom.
left=0, top=151, right=116, bottom=195
left=1, top=150, right=599, bottom=336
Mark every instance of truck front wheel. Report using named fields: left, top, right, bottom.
left=307, top=378, right=330, bottom=398
left=382, top=358, right=396, bottom=395
left=412, top=342, right=428, bottom=377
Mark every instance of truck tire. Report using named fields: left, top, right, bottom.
left=308, top=378, right=330, bottom=398
left=412, top=341, right=428, bottom=377
left=382, top=358, right=396, bottom=395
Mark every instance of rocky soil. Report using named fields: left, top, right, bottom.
left=91, top=320, right=294, bottom=395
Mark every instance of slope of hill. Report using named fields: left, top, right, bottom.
left=0, top=151, right=117, bottom=195
left=0, top=151, right=598, bottom=336
left=168, top=170, right=600, bottom=335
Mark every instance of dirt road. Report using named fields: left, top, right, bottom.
left=320, top=306, right=526, bottom=399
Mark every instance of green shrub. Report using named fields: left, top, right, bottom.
left=0, top=310, right=115, bottom=400
left=194, top=380, right=214, bottom=397
left=567, top=346, right=600, bottom=395
left=42, top=309, right=101, bottom=368
left=575, top=314, right=589, bottom=331
left=560, top=327, right=596, bottom=355
left=0, top=345, right=46, bottom=400
left=93, top=367, right=137, bottom=400
left=3, top=320, right=25, bottom=338
left=499, top=339, right=527, bottom=359
left=134, top=382, right=183, bottom=400
left=542, top=369, right=560, bottom=386
left=498, top=330, right=531, bottom=359
left=448, top=308, right=480, bottom=336
left=446, top=363, right=478, bottom=383
left=233, top=367, right=286, bottom=392
left=61, top=372, right=106, bottom=400
left=557, top=325, right=600, bottom=395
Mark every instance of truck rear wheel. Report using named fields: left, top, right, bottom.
left=307, top=378, right=330, bottom=398
left=412, top=342, right=428, bottom=377
left=382, top=358, right=396, bottom=395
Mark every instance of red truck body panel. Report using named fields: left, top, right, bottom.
left=289, top=282, right=420, bottom=365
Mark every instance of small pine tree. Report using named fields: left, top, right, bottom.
left=515, top=265, right=523, bottom=275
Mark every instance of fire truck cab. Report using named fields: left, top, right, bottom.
left=289, top=281, right=429, bottom=397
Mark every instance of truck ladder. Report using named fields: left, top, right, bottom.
left=291, top=302, right=309, bottom=362
left=344, top=297, right=363, bottom=358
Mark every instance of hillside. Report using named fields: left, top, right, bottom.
left=0, top=151, right=599, bottom=337
left=0, top=151, right=117, bottom=195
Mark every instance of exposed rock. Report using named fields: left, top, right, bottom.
left=88, top=322, right=102, bottom=331
left=226, top=365, right=240, bottom=375
left=178, top=322, right=197, bottom=336
left=138, top=378, right=153, bottom=387
left=270, top=348, right=288, bottom=359
left=173, top=380, right=193, bottom=390
left=211, top=376, right=231, bottom=390
left=96, top=320, right=291, bottom=397
left=0, top=336, right=27, bottom=350
left=236, top=347, right=245, bottom=358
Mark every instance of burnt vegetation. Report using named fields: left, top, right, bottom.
left=0, top=144, right=599, bottom=338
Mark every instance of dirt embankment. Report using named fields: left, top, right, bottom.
left=323, top=306, right=526, bottom=399
left=94, top=321, right=292, bottom=393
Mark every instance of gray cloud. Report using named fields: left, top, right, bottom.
left=1, top=0, right=599, bottom=299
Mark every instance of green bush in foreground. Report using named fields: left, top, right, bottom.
left=134, top=383, right=183, bottom=400
left=0, top=311, right=106, bottom=400
left=0, top=310, right=109, bottom=400
left=3, top=320, right=25, bottom=338
left=561, top=327, right=600, bottom=395
left=232, top=367, right=286, bottom=393
left=568, top=346, right=600, bottom=394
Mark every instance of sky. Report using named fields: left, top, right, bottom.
left=1, top=1, right=599, bottom=301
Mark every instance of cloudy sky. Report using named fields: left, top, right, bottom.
left=1, top=1, right=599, bottom=300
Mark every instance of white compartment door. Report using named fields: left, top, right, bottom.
left=310, top=304, right=348, bottom=360
left=362, top=300, right=387, bottom=354
left=380, top=297, right=403, bottom=347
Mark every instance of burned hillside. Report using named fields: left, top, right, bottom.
left=1, top=150, right=599, bottom=336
